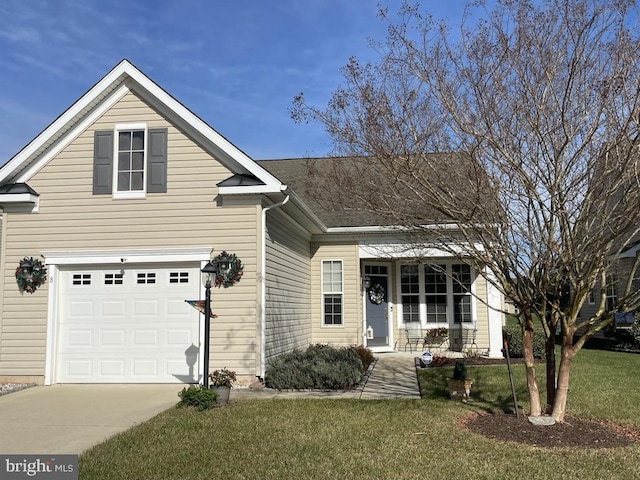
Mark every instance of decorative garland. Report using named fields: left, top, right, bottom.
left=213, top=251, right=244, bottom=288
left=15, top=257, right=47, bottom=294
left=368, top=283, right=385, bottom=305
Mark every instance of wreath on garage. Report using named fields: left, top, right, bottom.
left=368, top=283, right=385, bottom=305
left=213, top=251, right=244, bottom=288
left=15, top=257, right=47, bottom=294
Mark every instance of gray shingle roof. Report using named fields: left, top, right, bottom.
left=257, top=155, right=491, bottom=229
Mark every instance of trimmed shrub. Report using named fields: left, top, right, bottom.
left=265, top=344, right=364, bottom=390
left=351, top=344, right=375, bottom=371
left=502, top=325, right=545, bottom=359
left=177, top=385, right=218, bottom=411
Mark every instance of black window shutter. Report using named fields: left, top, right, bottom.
left=93, top=130, right=113, bottom=195
left=147, top=128, right=168, bottom=193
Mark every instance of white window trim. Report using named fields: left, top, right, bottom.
left=587, top=290, right=595, bottom=305
left=113, top=122, right=147, bottom=199
left=321, top=259, right=344, bottom=327
left=396, top=262, right=476, bottom=329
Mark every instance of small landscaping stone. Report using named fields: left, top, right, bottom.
left=528, top=415, right=556, bottom=426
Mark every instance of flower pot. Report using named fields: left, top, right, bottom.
left=210, top=385, right=231, bottom=404
left=447, top=379, right=473, bottom=402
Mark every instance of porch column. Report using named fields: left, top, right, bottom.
left=485, top=267, right=504, bottom=358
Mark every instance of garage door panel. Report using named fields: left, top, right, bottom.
left=67, top=330, right=92, bottom=347
left=134, top=330, right=158, bottom=346
left=102, top=300, right=126, bottom=316
left=57, top=264, right=201, bottom=383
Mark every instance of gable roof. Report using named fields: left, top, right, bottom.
left=0, top=59, right=285, bottom=194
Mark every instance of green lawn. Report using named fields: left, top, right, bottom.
left=79, top=349, right=640, bottom=480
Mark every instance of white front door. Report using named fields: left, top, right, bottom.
left=56, top=263, right=200, bottom=383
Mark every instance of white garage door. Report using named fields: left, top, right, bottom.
left=57, top=264, right=201, bottom=383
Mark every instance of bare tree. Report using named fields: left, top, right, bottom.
left=293, top=0, right=640, bottom=421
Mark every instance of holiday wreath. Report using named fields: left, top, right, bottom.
left=368, top=283, right=385, bottom=305
left=213, top=251, right=244, bottom=288
left=15, top=257, right=47, bottom=294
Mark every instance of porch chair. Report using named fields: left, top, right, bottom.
left=404, top=324, right=425, bottom=353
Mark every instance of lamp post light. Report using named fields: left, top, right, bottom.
left=19, top=259, right=33, bottom=281
left=201, top=254, right=231, bottom=388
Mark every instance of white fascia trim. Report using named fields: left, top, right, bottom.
left=15, top=85, right=130, bottom=183
left=328, top=223, right=465, bottom=234
left=0, top=193, right=39, bottom=204
left=358, top=242, right=484, bottom=259
left=359, top=243, right=454, bottom=259
left=42, top=247, right=212, bottom=265
left=218, top=184, right=288, bottom=195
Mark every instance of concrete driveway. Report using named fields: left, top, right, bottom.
left=0, top=384, right=184, bottom=454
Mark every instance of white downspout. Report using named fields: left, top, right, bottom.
left=260, top=194, right=290, bottom=379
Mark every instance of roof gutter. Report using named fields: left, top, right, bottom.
left=260, top=193, right=290, bottom=380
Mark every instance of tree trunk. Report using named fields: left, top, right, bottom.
left=551, top=335, right=575, bottom=422
left=545, top=329, right=557, bottom=414
left=522, top=320, right=541, bottom=416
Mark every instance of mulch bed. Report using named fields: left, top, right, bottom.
left=463, top=413, right=640, bottom=449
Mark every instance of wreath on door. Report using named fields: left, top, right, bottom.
left=368, top=283, right=385, bottom=305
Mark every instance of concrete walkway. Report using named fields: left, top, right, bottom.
left=234, top=351, right=421, bottom=400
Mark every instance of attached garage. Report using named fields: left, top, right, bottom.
left=52, top=261, right=202, bottom=384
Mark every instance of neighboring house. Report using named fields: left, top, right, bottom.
left=0, top=60, right=504, bottom=387
left=579, top=241, right=640, bottom=326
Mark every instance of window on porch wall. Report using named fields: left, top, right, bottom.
left=452, top=264, right=472, bottom=323
left=400, top=263, right=473, bottom=325
left=400, top=265, right=420, bottom=323
left=322, top=260, right=343, bottom=326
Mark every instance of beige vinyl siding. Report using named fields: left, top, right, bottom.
left=0, top=90, right=261, bottom=380
left=310, top=242, right=361, bottom=346
left=264, top=209, right=312, bottom=364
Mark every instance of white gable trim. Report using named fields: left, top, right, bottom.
left=1, top=59, right=281, bottom=190
left=218, top=185, right=287, bottom=195
left=14, top=85, right=130, bottom=183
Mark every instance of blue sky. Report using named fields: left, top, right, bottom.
left=0, top=1, right=471, bottom=162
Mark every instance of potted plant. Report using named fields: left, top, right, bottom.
left=209, top=368, right=237, bottom=404
left=447, top=360, right=473, bottom=402
left=425, top=327, right=448, bottom=340
left=424, top=327, right=449, bottom=348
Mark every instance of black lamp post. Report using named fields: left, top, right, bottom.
left=201, top=254, right=231, bottom=388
